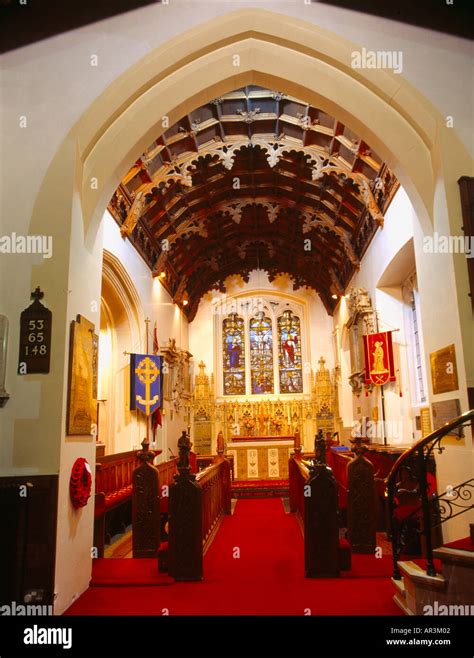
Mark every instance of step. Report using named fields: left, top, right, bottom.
left=392, top=576, right=406, bottom=599
left=391, top=578, right=414, bottom=615
left=397, top=561, right=447, bottom=616
left=433, top=546, right=474, bottom=567
left=398, top=561, right=447, bottom=592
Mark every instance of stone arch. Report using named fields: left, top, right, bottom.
left=53, top=8, right=470, bottom=244
left=99, top=250, right=145, bottom=452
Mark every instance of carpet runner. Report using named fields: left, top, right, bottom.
left=91, top=558, right=172, bottom=587
left=443, top=535, right=474, bottom=552
left=65, top=498, right=402, bottom=616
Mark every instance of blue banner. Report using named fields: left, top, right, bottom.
left=130, top=353, right=163, bottom=416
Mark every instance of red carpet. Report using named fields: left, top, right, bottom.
left=443, top=536, right=474, bottom=552
left=65, top=498, right=402, bottom=616
left=91, top=558, right=172, bottom=587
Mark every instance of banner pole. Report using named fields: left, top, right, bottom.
left=145, top=317, right=151, bottom=444
left=375, top=312, right=388, bottom=446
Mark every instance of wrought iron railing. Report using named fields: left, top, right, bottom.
left=385, top=409, right=474, bottom=579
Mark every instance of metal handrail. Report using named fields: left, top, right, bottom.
left=385, top=409, right=474, bottom=580
left=385, top=409, right=474, bottom=489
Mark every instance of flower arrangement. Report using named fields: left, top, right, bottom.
left=242, top=417, right=256, bottom=436
left=271, top=417, right=283, bottom=435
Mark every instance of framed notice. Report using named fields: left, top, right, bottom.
left=420, top=407, right=432, bottom=438
left=67, top=314, right=98, bottom=435
left=18, top=287, right=52, bottom=375
left=430, top=344, right=459, bottom=395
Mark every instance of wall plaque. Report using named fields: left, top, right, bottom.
left=17, top=287, right=52, bottom=375
left=430, top=344, right=459, bottom=395
left=432, top=399, right=463, bottom=439
left=420, top=407, right=432, bottom=438
left=67, top=314, right=98, bottom=435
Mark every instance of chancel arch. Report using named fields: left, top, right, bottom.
left=5, top=5, right=470, bottom=618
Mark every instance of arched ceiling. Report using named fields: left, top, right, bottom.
left=108, top=86, right=399, bottom=320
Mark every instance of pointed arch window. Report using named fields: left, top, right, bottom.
left=278, top=310, right=303, bottom=393
left=221, top=303, right=306, bottom=396
left=249, top=312, right=274, bottom=394
left=223, top=313, right=246, bottom=395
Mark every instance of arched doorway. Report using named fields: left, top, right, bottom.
left=98, top=250, right=145, bottom=454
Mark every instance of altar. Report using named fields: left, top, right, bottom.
left=226, top=435, right=295, bottom=481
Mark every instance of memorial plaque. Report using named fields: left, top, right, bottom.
left=420, top=407, right=432, bottom=438
left=17, top=287, right=52, bottom=375
left=430, top=344, right=459, bottom=395
left=67, top=314, right=98, bottom=435
left=432, top=399, right=463, bottom=439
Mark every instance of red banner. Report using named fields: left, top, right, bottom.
left=363, top=331, right=396, bottom=386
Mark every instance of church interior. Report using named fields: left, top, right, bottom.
left=0, top=1, right=473, bottom=655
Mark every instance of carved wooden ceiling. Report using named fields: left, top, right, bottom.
left=108, top=86, right=399, bottom=320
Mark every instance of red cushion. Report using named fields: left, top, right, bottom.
left=104, top=485, right=132, bottom=509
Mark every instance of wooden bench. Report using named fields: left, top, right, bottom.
left=289, top=452, right=349, bottom=575
left=94, top=451, right=140, bottom=557
left=196, top=453, right=235, bottom=481
left=168, top=456, right=232, bottom=580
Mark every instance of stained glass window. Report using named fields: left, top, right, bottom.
left=249, top=312, right=274, bottom=394
left=223, top=313, right=246, bottom=395
left=278, top=310, right=303, bottom=393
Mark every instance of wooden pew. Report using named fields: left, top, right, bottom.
left=196, top=453, right=235, bottom=481
left=328, top=444, right=410, bottom=531
left=168, top=455, right=231, bottom=581
left=94, top=451, right=140, bottom=557
left=289, top=452, right=345, bottom=576
left=326, top=448, right=352, bottom=514
left=131, top=442, right=179, bottom=558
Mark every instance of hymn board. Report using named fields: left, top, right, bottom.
left=18, top=287, right=52, bottom=374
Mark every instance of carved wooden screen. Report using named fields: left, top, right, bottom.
left=278, top=310, right=303, bottom=393
left=223, top=313, right=245, bottom=395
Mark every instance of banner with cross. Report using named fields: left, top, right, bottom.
left=129, top=353, right=163, bottom=416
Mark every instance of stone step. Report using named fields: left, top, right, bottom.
left=433, top=546, right=474, bottom=568
left=398, top=560, right=447, bottom=589
left=391, top=576, right=406, bottom=599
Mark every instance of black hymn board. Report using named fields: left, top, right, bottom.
left=18, top=287, right=52, bottom=374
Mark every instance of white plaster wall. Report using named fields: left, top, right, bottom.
left=333, top=188, right=418, bottom=439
